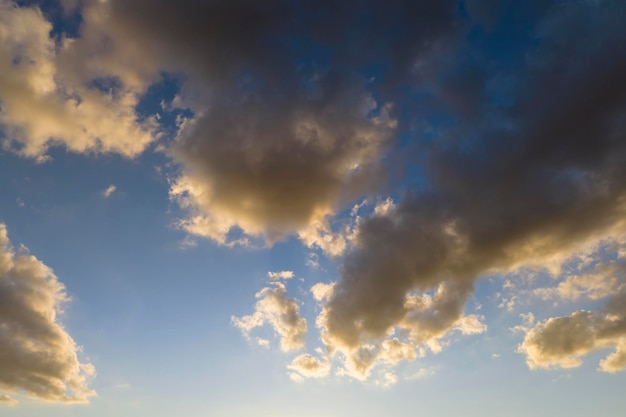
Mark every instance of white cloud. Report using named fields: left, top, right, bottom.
left=232, top=280, right=307, bottom=352
left=288, top=353, right=331, bottom=379
left=102, top=184, right=117, bottom=198
left=267, top=271, right=294, bottom=281
left=310, top=282, right=335, bottom=302
left=0, top=224, right=95, bottom=404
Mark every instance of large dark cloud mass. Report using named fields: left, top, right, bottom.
left=320, top=0, right=626, bottom=372
left=111, top=0, right=461, bottom=245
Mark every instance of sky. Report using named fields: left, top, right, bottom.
left=1, top=0, right=626, bottom=416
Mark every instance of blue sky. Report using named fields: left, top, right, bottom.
left=1, top=0, right=626, bottom=415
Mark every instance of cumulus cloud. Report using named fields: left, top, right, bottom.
left=310, top=283, right=335, bottom=303
left=96, top=0, right=456, bottom=247
left=169, top=92, right=396, bottom=246
left=307, top=0, right=626, bottom=378
left=0, top=1, right=159, bottom=159
left=0, top=224, right=95, bottom=404
left=517, top=251, right=626, bottom=372
left=519, top=297, right=626, bottom=373
left=232, top=277, right=307, bottom=352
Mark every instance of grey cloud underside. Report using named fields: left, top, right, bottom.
left=324, top=0, right=626, bottom=352
left=107, top=0, right=461, bottom=242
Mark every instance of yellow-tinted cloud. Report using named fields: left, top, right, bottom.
left=533, top=261, right=622, bottom=301
left=288, top=353, right=331, bottom=380
left=232, top=277, right=307, bottom=352
left=170, top=95, right=395, bottom=247
left=0, top=224, right=95, bottom=404
left=102, top=184, right=117, bottom=198
left=0, top=1, right=158, bottom=159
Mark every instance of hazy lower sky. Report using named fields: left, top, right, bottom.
left=1, top=0, right=626, bottom=416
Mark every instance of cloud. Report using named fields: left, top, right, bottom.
left=232, top=277, right=307, bottom=352
left=288, top=353, right=331, bottom=380
left=533, top=261, right=622, bottom=302
left=310, top=283, right=334, bottom=303
left=0, top=1, right=159, bottom=160
left=518, top=295, right=626, bottom=373
left=93, top=0, right=457, bottom=247
left=169, top=91, right=396, bottom=246
left=0, top=224, right=95, bottom=404
left=517, top=250, right=626, bottom=372
left=0, top=394, right=17, bottom=406
left=305, top=253, right=320, bottom=269
left=303, top=0, right=626, bottom=378
left=376, top=371, right=398, bottom=388
left=102, top=184, right=117, bottom=198
left=267, top=271, right=294, bottom=281
left=17, top=0, right=625, bottom=384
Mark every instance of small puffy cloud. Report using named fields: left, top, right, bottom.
left=519, top=311, right=600, bottom=370
left=455, top=314, right=488, bottom=335
left=102, top=184, right=117, bottom=198
left=267, top=271, right=294, bottom=281
left=288, top=353, right=331, bottom=379
left=599, top=339, right=626, bottom=373
left=0, top=1, right=159, bottom=159
left=232, top=280, right=307, bottom=352
left=519, top=285, right=626, bottom=372
left=380, top=338, right=421, bottom=364
left=0, top=224, right=95, bottom=404
left=310, top=282, right=335, bottom=302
